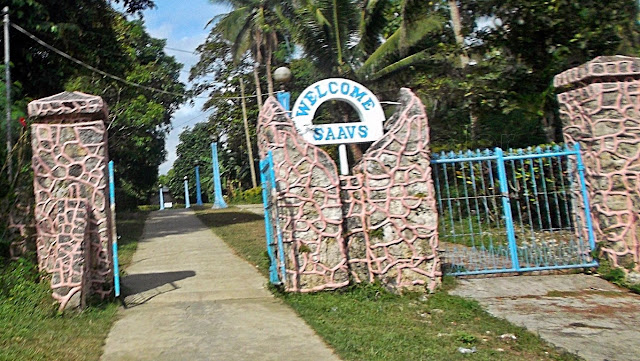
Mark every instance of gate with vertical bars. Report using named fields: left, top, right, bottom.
left=259, top=151, right=287, bottom=284
left=431, top=144, right=598, bottom=276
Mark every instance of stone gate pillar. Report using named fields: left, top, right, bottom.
left=27, top=92, right=113, bottom=310
left=554, top=56, right=640, bottom=281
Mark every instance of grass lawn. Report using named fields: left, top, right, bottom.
left=0, top=211, right=149, bottom=361
left=195, top=206, right=582, bottom=361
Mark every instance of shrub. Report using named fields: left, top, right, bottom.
left=229, top=187, right=263, bottom=204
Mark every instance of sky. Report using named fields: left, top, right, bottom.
left=139, top=0, right=229, bottom=175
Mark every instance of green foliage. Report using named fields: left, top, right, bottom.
left=229, top=187, right=263, bottom=204
left=0, top=257, right=52, bottom=315
left=455, top=331, right=478, bottom=345
left=596, top=256, right=640, bottom=294
left=65, top=17, right=185, bottom=204
left=3, top=3, right=184, bottom=209
left=0, top=211, right=148, bottom=361
left=167, top=123, right=215, bottom=204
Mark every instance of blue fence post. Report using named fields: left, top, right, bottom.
left=276, top=91, right=291, bottom=112
left=211, top=142, right=228, bottom=209
left=496, top=147, right=520, bottom=272
left=184, top=176, right=191, bottom=208
left=574, top=143, right=597, bottom=252
left=266, top=151, right=287, bottom=281
left=260, top=154, right=280, bottom=284
left=108, top=161, right=120, bottom=298
left=159, top=185, right=165, bottom=210
left=195, top=165, right=203, bottom=206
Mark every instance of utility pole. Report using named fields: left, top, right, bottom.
left=3, top=6, right=12, bottom=180
left=239, top=78, right=258, bottom=189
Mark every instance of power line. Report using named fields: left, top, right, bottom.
left=165, top=46, right=197, bottom=54
left=11, top=22, right=194, bottom=99
left=11, top=22, right=259, bottom=101
left=173, top=111, right=214, bottom=129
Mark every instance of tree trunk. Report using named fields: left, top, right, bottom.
left=448, top=0, right=469, bottom=67
left=240, top=78, right=258, bottom=189
left=449, top=0, right=479, bottom=140
left=252, top=63, right=263, bottom=111
left=266, top=39, right=274, bottom=97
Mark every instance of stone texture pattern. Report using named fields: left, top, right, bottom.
left=29, top=92, right=113, bottom=309
left=555, top=56, right=640, bottom=275
left=44, top=197, right=90, bottom=310
left=257, top=88, right=440, bottom=292
left=350, top=89, right=441, bottom=291
left=257, top=100, right=350, bottom=292
left=27, top=91, right=108, bottom=118
left=7, top=197, right=35, bottom=259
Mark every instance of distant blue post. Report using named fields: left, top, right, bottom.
left=184, top=176, right=191, bottom=208
left=195, top=165, right=203, bottom=206
left=211, top=142, right=228, bottom=209
left=108, top=161, right=120, bottom=298
left=159, top=185, right=165, bottom=210
left=276, top=91, right=291, bottom=112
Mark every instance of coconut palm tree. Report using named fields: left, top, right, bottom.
left=287, top=0, right=445, bottom=160
left=210, top=0, right=288, bottom=108
left=290, top=0, right=445, bottom=81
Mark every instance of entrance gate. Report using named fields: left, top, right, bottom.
left=259, top=151, right=286, bottom=284
left=431, top=144, right=598, bottom=276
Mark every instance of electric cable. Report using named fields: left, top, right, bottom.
left=11, top=22, right=258, bottom=101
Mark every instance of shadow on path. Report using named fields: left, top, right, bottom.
left=121, top=270, right=196, bottom=308
left=195, top=211, right=263, bottom=227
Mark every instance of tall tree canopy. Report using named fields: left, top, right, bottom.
left=1, top=0, right=185, bottom=209
left=182, top=0, right=640, bottom=193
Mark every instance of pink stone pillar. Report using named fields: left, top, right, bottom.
left=27, top=92, right=113, bottom=310
left=555, top=56, right=640, bottom=279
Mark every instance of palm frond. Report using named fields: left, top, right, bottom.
left=358, top=13, right=444, bottom=77
left=366, top=49, right=433, bottom=80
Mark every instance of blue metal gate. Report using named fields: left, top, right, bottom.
left=259, top=151, right=286, bottom=284
left=431, top=144, right=597, bottom=276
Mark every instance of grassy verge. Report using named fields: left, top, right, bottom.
left=115, top=211, right=150, bottom=270
left=195, top=207, right=581, bottom=361
left=0, top=211, right=149, bottom=361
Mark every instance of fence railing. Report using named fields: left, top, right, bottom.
left=431, top=144, right=597, bottom=276
left=259, top=151, right=286, bottom=284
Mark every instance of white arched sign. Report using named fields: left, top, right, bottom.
left=291, top=78, right=385, bottom=146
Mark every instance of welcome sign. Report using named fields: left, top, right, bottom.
left=291, top=78, right=385, bottom=145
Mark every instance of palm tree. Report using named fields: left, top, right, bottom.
left=290, top=0, right=444, bottom=80
left=288, top=0, right=445, bottom=160
left=210, top=0, right=286, bottom=108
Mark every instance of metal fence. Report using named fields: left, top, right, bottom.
left=431, top=144, right=597, bottom=276
left=259, top=151, right=286, bottom=284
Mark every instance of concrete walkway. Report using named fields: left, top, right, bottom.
left=101, top=209, right=340, bottom=361
left=451, top=274, right=640, bottom=361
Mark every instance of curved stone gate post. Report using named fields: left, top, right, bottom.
left=257, top=87, right=440, bottom=293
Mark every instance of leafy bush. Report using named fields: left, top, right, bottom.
left=229, top=187, right=263, bottom=204
left=0, top=257, right=54, bottom=315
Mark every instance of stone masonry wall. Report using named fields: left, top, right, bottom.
left=257, top=88, right=440, bottom=292
left=350, top=89, right=440, bottom=291
left=555, top=56, right=640, bottom=277
left=257, top=99, right=350, bottom=292
left=28, top=92, right=113, bottom=310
